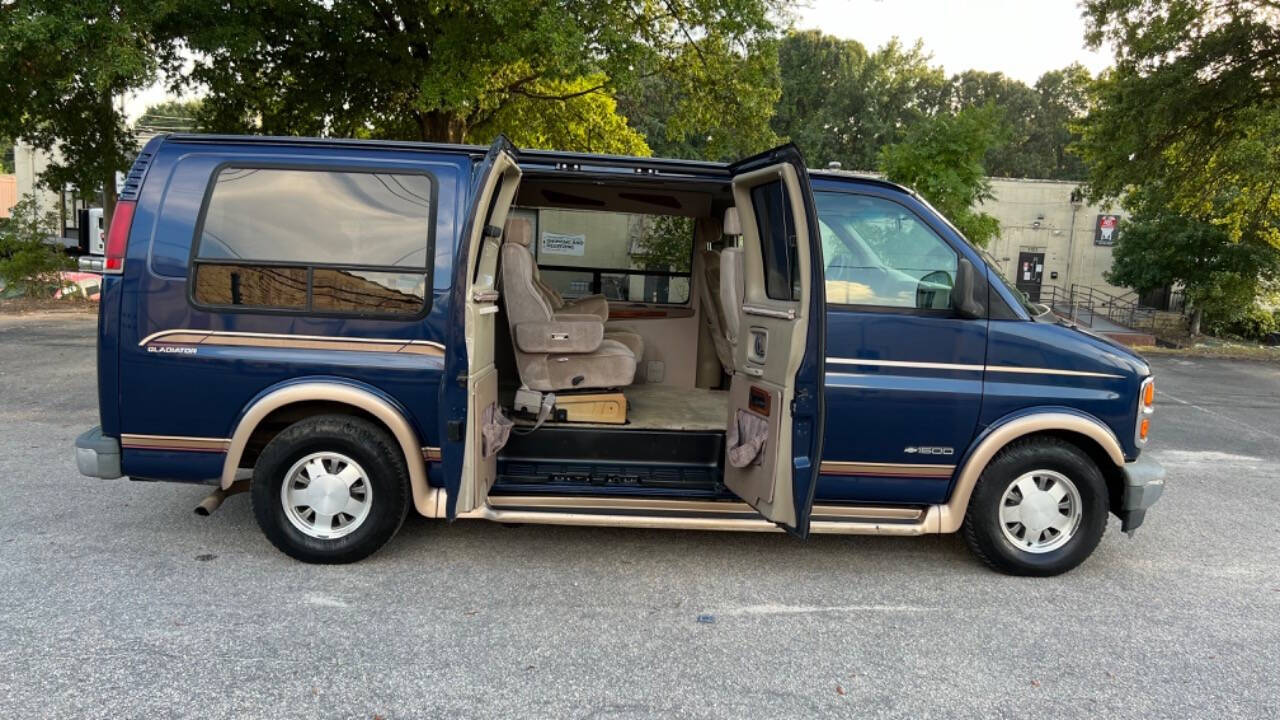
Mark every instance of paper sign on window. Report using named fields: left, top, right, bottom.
left=541, top=232, right=586, bottom=256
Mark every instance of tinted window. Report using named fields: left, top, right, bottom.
left=816, top=192, right=957, bottom=311
left=750, top=181, right=799, bottom=301
left=197, top=168, right=432, bottom=267
left=191, top=167, right=434, bottom=317
left=511, top=207, right=693, bottom=305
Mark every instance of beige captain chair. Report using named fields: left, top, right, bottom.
left=500, top=222, right=638, bottom=392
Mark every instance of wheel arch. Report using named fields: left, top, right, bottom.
left=934, top=409, right=1125, bottom=533
left=220, top=379, right=434, bottom=517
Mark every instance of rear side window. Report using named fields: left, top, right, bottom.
left=750, top=180, right=800, bottom=301
left=191, top=167, right=434, bottom=317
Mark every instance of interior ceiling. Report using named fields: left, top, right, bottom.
left=514, top=178, right=728, bottom=218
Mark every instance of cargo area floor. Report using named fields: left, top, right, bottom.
left=512, top=384, right=729, bottom=431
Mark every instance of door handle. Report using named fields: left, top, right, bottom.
left=743, top=304, right=796, bottom=320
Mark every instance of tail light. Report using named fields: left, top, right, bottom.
left=104, top=200, right=136, bottom=274
left=1136, top=377, right=1154, bottom=446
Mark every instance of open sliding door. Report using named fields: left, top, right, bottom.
left=441, top=137, right=522, bottom=518
left=722, top=145, right=826, bottom=537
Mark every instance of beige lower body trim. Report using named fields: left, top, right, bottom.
left=121, top=434, right=230, bottom=452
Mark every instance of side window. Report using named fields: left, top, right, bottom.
left=191, top=167, right=434, bottom=317
left=815, top=191, right=958, bottom=311
left=750, top=180, right=800, bottom=301
left=516, top=207, right=694, bottom=305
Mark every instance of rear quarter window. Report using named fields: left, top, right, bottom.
left=189, top=166, right=436, bottom=318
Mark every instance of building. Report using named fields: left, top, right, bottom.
left=13, top=140, right=96, bottom=245
left=983, top=177, right=1128, bottom=302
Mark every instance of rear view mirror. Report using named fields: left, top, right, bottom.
left=950, top=257, right=986, bottom=319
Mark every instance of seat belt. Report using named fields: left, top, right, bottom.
left=513, top=392, right=556, bottom=435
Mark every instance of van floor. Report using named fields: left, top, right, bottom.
left=513, top=384, right=729, bottom=431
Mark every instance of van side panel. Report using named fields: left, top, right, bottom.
left=116, top=139, right=471, bottom=483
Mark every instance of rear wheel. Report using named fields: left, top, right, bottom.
left=961, top=437, right=1108, bottom=576
left=251, top=414, right=409, bottom=563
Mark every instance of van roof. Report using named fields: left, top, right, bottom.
left=163, top=133, right=915, bottom=194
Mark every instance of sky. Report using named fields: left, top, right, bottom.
left=125, top=0, right=1114, bottom=121
left=795, top=0, right=1113, bottom=84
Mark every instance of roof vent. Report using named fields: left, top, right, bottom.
left=827, top=161, right=843, bottom=170
left=118, top=150, right=154, bottom=202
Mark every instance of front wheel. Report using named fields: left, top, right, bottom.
left=251, top=414, right=409, bottom=564
left=961, top=437, right=1109, bottom=576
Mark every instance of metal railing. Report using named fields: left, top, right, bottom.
left=1039, top=283, right=1164, bottom=331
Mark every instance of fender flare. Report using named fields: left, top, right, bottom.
left=219, top=380, right=433, bottom=517
left=930, top=409, right=1125, bottom=533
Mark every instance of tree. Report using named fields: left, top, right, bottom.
left=470, top=75, right=650, bottom=156
left=1106, top=190, right=1280, bottom=334
left=1079, top=0, right=1280, bottom=247
left=172, top=0, right=788, bottom=151
left=0, top=1, right=174, bottom=228
left=771, top=32, right=949, bottom=170
left=135, top=99, right=203, bottom=135
left=0, top=196, right=72, bottom=297
left=878, top=105, right=1005, bottom=247
left=949, top=70, right=1041, bottom=177
left=1028, top=64, right=1090, bottom=180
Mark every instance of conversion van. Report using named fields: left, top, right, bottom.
left=74, top=135, right=1164, bottom=576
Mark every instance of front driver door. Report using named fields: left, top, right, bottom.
left=723, top=145, right=826, bottom=537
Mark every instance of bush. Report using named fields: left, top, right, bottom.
left=0, top=196, right=72, bottom=298
left=1205, top=305, right=1279, bottom=341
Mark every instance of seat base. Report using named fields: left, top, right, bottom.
left=553, top=392, right=628, bottom=424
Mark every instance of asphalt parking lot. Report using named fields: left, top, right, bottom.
left=1, top=311, right=1277, bottom=719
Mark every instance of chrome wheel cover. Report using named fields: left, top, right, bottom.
left=281, top=452, right=372, bottom=540
left=998, top=469, right=1082, bottom=554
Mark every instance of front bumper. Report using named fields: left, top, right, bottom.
left=75, top=426, right=122, bottom=479
left=1118, top=454, right=1165, bottom=535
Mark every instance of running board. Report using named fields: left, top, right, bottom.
left=451, top=495, right=942, bottom=535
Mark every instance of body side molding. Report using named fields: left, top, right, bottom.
left=219, top=382, right=433, bottom=516
left=929, top=411, right=1126, bottom=533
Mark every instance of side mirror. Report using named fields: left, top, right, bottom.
left=950, top=257, right=986, bottom=319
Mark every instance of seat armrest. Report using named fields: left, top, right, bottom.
left=515, top=315, right=604, bottom=353
left=557, top=295, right=609, bottom=322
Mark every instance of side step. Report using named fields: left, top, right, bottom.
left=456, top=495, right=941, bottom=536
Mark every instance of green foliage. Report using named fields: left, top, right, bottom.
left=470, top=75, right=651, bottom=156
left=1105, top=190, right=1280, bottom=334
left=630, top=215, right=694, bottom=272
left=949, top=65, right=1091, bottom=180
left=877, top=105, right=1005, bottom=247
left=135, top=99, right=203, bottom=134
left=0, top=138, right=13, bottom=174
left=0, top=197, right=72, bottom=298
left=771, top=32, right=949, bottom=170
left=172, top=0, right=789, bottom=149
left=0, top=0, right=176, bottom=226
left=616, top=36, right=782, bottom=161
left=1205, top=305, right=1280, bottom=341
left=1079, top=0, right=1280, bottom=247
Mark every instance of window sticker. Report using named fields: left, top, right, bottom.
left=541, top=231, right=586, bottom=256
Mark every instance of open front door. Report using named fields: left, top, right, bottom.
left=441, top=137, right=522, bottom=518
left=722, top=145, right=826, bottom=537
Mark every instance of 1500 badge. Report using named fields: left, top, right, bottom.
left=904, top=446, right=954, bottom=456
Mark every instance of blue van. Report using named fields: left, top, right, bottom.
left=73, top=134, right=1163, bottom=575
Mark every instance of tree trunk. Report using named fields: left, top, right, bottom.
left=101, top=92, right=117, bottom=229
left=102, top=168, right=118, bottom=231
left=418, top=110, right=468, bottom=143
left=1189, top=306, right=1202, bottom=336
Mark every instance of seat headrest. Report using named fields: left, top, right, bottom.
left=504, top=216, right=534, bottom=247
left=723, top=207, right=741, bottom=236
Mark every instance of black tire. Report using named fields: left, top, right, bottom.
left=961, top=437, right=1109, bottom=576
left=251, top=414, right=409, bottom=564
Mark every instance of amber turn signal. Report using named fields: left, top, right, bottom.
left=1139, top=417, right=1150, bottom=440
left=1143, top=381, right=1155, bottom=407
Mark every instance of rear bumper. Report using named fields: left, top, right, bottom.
left=1118, top=454, right=1165, bottom=535
left=75, top=426, right=122, bottom=479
